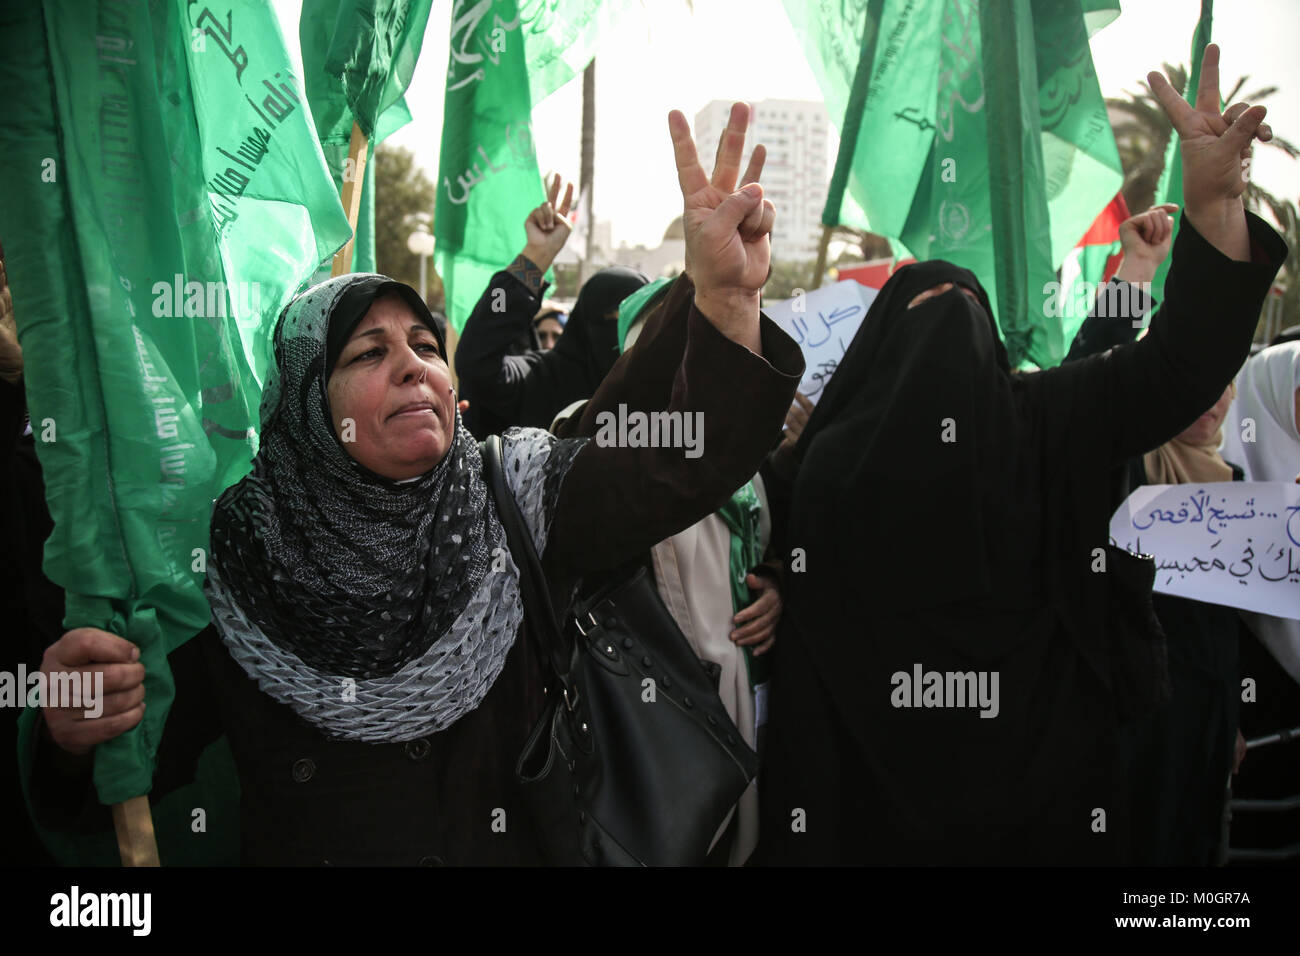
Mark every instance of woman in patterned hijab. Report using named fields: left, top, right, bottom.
left=34, top=103, right=804, bottom=864
left=206, top=274, right=583, bottom=741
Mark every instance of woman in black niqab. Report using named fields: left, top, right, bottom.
left=509, top=266, right=647, bottom=430
left=793, top=262, right=1015, bottom=614
left=759, top=211, right=1287, bottom=864
left=551, top=267, right=646, bottom=383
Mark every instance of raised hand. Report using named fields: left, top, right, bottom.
left=1120, top=204, right=1179, bottom=266
left=1115, top=203, right=1180, bottom=285
left=669, top=102, right=774, bottom=351
left=1148, top=44, right=1266, bottom=260
left=521, top=174, right=575, bottom=272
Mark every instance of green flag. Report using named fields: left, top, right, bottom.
left=1151, top=0, right=1213, bottom=303
left=0, top=0, right=349, bottom=809
left=303, top=0, right=432, bottom=143
left=786, top=0, right=1124, bottom=368
left=516, top=0, right=635, bottom=108
left=300, top=0, right=432, bottom=276
left=436, top=0, right=633, bottom=331
left=191, top=2, right=353, bottom=385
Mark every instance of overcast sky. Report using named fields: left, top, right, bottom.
left=382, top=0, right=1300, bottom=250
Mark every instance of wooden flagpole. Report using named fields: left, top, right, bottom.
left=113, top=795, right=160, bottom=866
left=811, top=224, right=833, bottom=290
left=331, top=123, right=371, bottom=277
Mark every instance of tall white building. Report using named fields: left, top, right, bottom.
left=693, top=99, right=829, bottom=264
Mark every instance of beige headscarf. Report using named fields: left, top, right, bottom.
left=1142, top=383, right=1236, bottom=485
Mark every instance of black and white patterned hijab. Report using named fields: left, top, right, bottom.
left=206, top=273, right=586, bottom=741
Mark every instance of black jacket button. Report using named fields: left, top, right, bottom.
left=405, top=737, right=431, bottom=762
left=291, top=758, right=315, bottom=783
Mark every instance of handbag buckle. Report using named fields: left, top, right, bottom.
left=563, top=685, right=581, bottom=713
left=574, top=611, right=599, bottom=637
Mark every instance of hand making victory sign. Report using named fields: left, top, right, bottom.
left=1148, top=43, right=1271, bottom=262
left=521, top=173, right=576, bottom=275
left=668, top=102, right=774, bottom=353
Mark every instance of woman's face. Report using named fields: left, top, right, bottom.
left=535, top=316, right=564, bottom=350
left=326, top=295, right=455, bottom=480
left=1176, top=384, right=1235, bottom=445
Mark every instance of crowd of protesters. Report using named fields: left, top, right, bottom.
left=4, top=44, right=1298, bottom=866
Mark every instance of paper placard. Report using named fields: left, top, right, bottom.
left=1108, top=481, right=1300, bottom=620
left=766, top=280, right=876, bottom=404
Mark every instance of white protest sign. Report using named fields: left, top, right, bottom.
left=1108, top=481, right=1300, bottom=620
left=765, top=280, right=876, bottom=405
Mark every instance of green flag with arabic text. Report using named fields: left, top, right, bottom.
left=299, top=0, right=433, bottom=275
left=0, top=0, right=348, bottom=815
left=435, top=0, right=636, bottom=331
left=786, top=0, right=1124, bottom=368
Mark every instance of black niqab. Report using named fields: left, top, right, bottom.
left=792, top=262, right=1017, bottom=613
left=552, top=266, right=647, bottom=385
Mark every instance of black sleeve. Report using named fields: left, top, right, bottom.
left=26, top=630, right=223, bottom=833
left=454, top=270, right=545, bottom=424
left=456, top=269, right=609, bottom=431
left=1036, top=212, right=1286, bottom=466
left=1061, top=278, right=1153, bottom=363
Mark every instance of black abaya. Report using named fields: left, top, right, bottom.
left=759, top=213, right=1287, bottom=865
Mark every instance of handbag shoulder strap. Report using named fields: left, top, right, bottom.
left=481, top=435, right=571, bottom=679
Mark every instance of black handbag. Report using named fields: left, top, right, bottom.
left=483, top=435, right=760, bottom=866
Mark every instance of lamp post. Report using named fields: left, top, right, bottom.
left=406, top=216, right=434, bottom=302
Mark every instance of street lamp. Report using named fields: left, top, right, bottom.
left=406, top=217, right=434, bottom=302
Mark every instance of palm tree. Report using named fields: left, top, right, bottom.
left=1250, top=194, right=1299, bottom=339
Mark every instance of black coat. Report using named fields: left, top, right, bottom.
left=456, top=268, right=644, bottom=439
left=28, top=275, right=803, bottom=865
left=1067, top=276, right=1246, bottom=865
left=758, top=213, right=1287, bottom=865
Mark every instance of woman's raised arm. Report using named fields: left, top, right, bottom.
left=543, top=105, right=802, bottom=573
left=1036, top=44, right=1286, bottom=465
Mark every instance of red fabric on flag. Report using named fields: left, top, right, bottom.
left=1075, top=193, right=1131, bottom=248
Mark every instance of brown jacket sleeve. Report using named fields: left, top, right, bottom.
left=544, top=274, right=804, bottom=574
